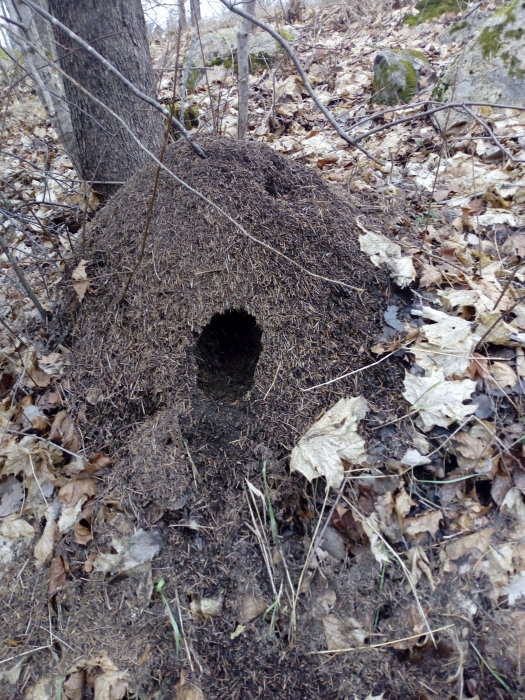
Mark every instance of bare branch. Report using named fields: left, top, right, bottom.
left=0, top=224, right=50, bottom=322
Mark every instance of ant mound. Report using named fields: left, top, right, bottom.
left=66, top=136, right=408, bottom=697
left=72, top=136, right=392, bottom=465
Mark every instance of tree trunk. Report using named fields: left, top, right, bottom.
left=8, top=0, right=79, bottom=171
left=190, top=0, right=200, bottom=26
left=178, top=0, right=187, bottom=28
left=237, top=0, right=256, bottom=140
left=46, top=0, right=163, bottom=197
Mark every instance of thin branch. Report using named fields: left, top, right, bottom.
left=218, top=0, right=384, bottom=166
left=0, top=227, right=49, bottom=322
left=353, top=100, right=525, bottom=143
left=462, top=105, right=522, bottom=163
left=18, top=0, right=207, bottom=158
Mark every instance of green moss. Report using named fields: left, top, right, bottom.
left=186, top=67, right=204, bottom=93
left=476, top=1, right=524, bottom=76
left=432, top=79, right=450, bottom=102
left=372, top=53, right=419, bottom=105
left=166, top=103, right=200, bottom=134
left=450, top=19, right=468, bottom=33
left=276, top=27, right=295, bottom=42
left=214, top=50, right=271, bottom=73
left=500, top=51, right=525, bottom=78
left=404, top=0, right=468, bottom=26
left=504, top=27, right=524, bottom=40
left=405, top=48, right=428, bottom=63
left=478, top=25, right=504, bottom=58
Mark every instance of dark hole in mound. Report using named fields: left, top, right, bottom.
left=195, top=309, right=262, bottom=402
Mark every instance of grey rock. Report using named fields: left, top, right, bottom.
left=433, top=1, right=525, bottom=132
left=372, top=49, right=428, bottom=105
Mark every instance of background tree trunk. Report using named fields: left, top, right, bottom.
left=178, top=0, right=187, bottom=29
left=190, top=0, right=200, bottom=26
left=237, top=0, right=256, bottom=140
left=46, top=0, right=163, bottom=197
left=8, top=0, right=79, bottom=171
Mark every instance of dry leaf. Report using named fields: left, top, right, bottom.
left=0, top=475, right=24, bottom=517
left=174, top=670, right=205, bottom=700
left=407, top=546, right=435, bottom=589
left=92, top=529, right=163, bottom=574
left=403, top=510, right=442, bottom=538
left=49, top=411, right=81, bottom=452
left=361, top=513, right=390, bottom=565
left=21, top=350, right=51, bottom=388
left=34, top=511, right=57, bottom=568
left=63, top=670, right=85, bottom=700
left=290, top=397, right=368, bottom=489
left=403, top=368, right=476, bottom=432
left=239, top=594, right=267, bottom=623
left=71, top=259, right=91, bottom=301
left=49, top=555, right=67, bottom=597
left=0, top=515, right=35, bottom=538
left=190, top=595, right=224, bottom=618
left=66, top=653, right=129, bottom=700
left=86, top=453, right=113, bottom=473
left=359, top=232, right=416, bottom=287
left=59, top=478, right=98, bottom=507
left=418, top=262, right=442, bottom=288
left=440, top=528, right=494, bottom=573
left=74, top=502, right=94, bottom=545
left=322, top=613, right=367, bottom=650
left=488, top=361, right=518, bottom=389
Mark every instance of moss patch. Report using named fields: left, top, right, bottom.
left=404, top=0, right=468, bottom=26
left=208, top=50, right=272, bottom=73
left=476, top=0, right=524, bottom=77
left=450, top=19, right=468, bottom=33
left=165, top=103, right=200, bottom=135
left=276, top=27, right=295, bottom=42
left=372, top=50, right=426, bottom=105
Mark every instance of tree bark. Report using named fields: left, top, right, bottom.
left=237, top=0, right=256, bottom=140
left=46, top=0, right=163, bottom=197
left=177, top=0, right=187, bottom=29
left=190, top=0, right=200, bottom=26
left=8, top=0, right=79, bottom=171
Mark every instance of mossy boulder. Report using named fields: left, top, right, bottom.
left=404, top=0, right=468, bottom=27
left=200, top=26, right=291, bottom=71
left=372, top=49, right=428, bottom=105
left=432, top=0, right=525, bottom=132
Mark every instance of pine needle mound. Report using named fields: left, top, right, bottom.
left=62, top=138, right=413, bottom=697
left=72, top=136, right=389, bottom=460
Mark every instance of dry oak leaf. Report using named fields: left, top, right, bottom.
left=174, top=670, right=205, bottom=700
left=440, top=528, right=494, bottom=573
left=66, top=652, right=129, bottom=700
left=487, top=361, right=518, bottom=389
left=71, top=259, right=91, bottom=301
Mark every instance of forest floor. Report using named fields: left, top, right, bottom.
left=1, top=1, right=525, bottom=699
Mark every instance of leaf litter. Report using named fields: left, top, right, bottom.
left=1, top=1, right=525, bottom=698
